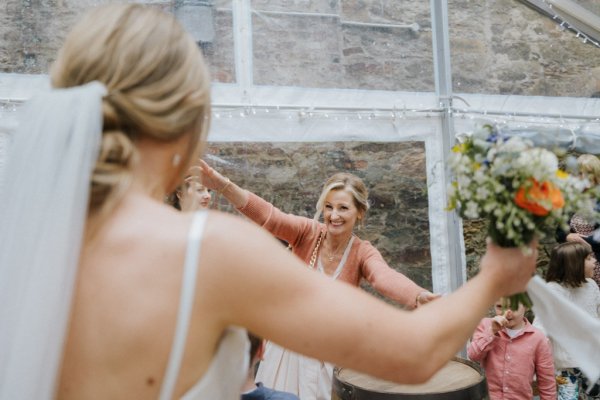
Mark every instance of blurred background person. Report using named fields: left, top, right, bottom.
left=557, top=154, right=600, bottom=287
left=242, top=333, right=299, bottom=400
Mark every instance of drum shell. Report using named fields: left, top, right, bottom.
left=332, top=357, right=489, bottom=400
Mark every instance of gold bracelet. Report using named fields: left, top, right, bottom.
left=219, top=178, right=232, bottom=194
left=415, top=292, right=422, bottom=308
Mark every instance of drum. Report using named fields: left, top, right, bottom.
left=332, top=357, right=488, bottom=400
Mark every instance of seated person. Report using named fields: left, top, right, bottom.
left=241, top=333, right=299, bottom=400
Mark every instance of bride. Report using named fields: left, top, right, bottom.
left=0, top=4, right=537, bottom=400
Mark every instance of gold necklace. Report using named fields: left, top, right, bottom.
left=323, top=235, right=351, bottom=262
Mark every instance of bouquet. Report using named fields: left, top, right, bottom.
left=447, top=124, right=599, bottom=309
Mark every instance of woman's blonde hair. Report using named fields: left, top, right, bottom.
left=577, top=154, right=600, bottom=186
left=314, top=173, right=370, bottom=225
left=50, top=4, right=211, bottom=219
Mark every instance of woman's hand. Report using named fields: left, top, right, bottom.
left=415, top=291, right=441, bottom=307
left=195, top=159, right=248, bottom=208
left=566, top=233, right=588, bottom=244
left=195, top=160, right=229, bottom=192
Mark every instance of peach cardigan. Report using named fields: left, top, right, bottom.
left=238, top=192, right=425, bottom=307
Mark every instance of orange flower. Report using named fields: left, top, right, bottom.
left=514, top=179, right=564, bottom=216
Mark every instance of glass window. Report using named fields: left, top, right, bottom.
left=192, top=0, right=236, bottom=83
left=449, top=0, right=600, bottom=97
left=251, top=0, right=435, bottom=91
left=0, top=0, right=236, bottom=83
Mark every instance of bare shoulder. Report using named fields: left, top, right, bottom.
left=83, top=196, right=199, bottom=277
left=202, top=209, right=307, bottom=262
left=202, top=210, right=260, bottom=245
left=198, top=210, right=285, bottom=274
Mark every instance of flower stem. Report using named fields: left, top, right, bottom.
left=508, top=292, right=533, bottom=310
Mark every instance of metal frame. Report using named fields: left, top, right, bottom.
left=429, top=0, right=466, bottom=294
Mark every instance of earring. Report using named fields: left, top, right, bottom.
left=172, top=153, right=181, bottom=167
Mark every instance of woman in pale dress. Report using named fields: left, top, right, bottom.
left=0, top=4, right=539, bottom=400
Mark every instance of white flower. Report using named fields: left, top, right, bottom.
left=464, top=201, right=479, bottom=219
left=457, top=176, right=472, bottom=191
left=475, top=186, right=490, bottom=200
left=516, top=148, right=558, bottom=181
left=499, top=136, right=531, bottom=153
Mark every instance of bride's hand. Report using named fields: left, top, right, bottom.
left=480, top=238, right=538, bottom=296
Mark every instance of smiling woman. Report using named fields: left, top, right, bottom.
left=197, top=160, right=439, bottom=400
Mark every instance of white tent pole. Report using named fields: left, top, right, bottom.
left=232, top=0, right=253, bottom=99
left=430, top=0, right=466, bottom=296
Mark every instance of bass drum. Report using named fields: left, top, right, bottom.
left=332, top=357, right=489, bottom=400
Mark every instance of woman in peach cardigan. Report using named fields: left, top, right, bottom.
left=198, top=161, right=438, bottom=400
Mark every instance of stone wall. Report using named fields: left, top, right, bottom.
left=1, top=1, right=599, bottom=95
left=449, top=0, right=600, bottom=96
left=0, top=0, right=235, bottom=83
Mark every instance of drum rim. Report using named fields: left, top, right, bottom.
left=333, top=357, right=487, bottom=399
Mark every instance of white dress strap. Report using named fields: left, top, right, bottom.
left=159, top=211, right=208, bottom=400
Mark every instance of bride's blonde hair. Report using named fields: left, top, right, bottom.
left=50, top=4, right=211, bottom=219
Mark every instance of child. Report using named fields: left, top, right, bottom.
left=534, top=242, right=600, bottom=400
left=241, top=333, right=299, bottom=400
left=468, top=298, right=556, bottom=400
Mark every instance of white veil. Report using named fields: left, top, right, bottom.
left=0, top=82, right=106, bottom=399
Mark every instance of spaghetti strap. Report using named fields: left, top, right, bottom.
left=159, top=211, right=208, bottom=400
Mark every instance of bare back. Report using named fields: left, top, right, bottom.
left=57, top=194, right=223, bottom=399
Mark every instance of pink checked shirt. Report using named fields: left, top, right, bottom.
left=467, top=317, right=556, bottom=400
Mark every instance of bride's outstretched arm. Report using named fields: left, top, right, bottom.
left=198, top=212, right=536, bottom=384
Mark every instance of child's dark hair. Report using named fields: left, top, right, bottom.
left=546, top=242, right=591, bottom=287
